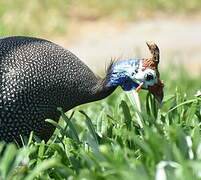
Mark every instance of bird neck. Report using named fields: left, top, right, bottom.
left=61, top=74, right=116, bottom=112
left=90, top=77, right=117, bottom=101
left=105, top=59, right=142, bottom=91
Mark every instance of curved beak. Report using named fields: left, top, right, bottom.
left=148, top=81, right=164, bottom=102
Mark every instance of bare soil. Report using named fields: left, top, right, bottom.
left=55, top=17, right=201, bottom=76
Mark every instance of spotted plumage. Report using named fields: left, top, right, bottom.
left=0, top=36, right=115, bottom=143
left=0, top=36, right=163, bottom=143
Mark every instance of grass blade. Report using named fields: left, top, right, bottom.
left=120, top=100, right=132, bottom=130
left=80, top=110, right=99, bottom=145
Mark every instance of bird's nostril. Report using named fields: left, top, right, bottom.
left=146, top=74, right=154, bottom=81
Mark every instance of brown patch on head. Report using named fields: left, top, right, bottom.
left=142, top=58, right=160, bottom=78
left=142, top=42, right=160, bottom=72
left=143, top=42, right=164, bottom=102
left=142, top=58, right=157, bottom=70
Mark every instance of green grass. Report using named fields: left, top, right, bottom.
left=0, top=0, right=201, bottom=37
left=0, top=67, right=201, bottom=180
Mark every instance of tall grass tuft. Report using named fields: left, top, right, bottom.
left=0, top=67, right=201, bottom=179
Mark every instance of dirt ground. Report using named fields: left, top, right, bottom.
left=55, top=16, right=201, bottom=76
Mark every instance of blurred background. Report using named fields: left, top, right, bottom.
left=0, top=0, right=201, bottom=75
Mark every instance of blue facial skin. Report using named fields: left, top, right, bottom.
left=107, top=59, right=144, bottom=91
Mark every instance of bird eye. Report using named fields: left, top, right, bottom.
left=145, top=74, right=154, bottom=81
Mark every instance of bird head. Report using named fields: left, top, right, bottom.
left=107, top=42, right=164, bottom=102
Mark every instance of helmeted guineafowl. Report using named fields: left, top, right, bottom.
left=0, top=36, right=164, bottom=143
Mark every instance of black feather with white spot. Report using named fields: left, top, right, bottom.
left=0, top=36, right=115, bottom=143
